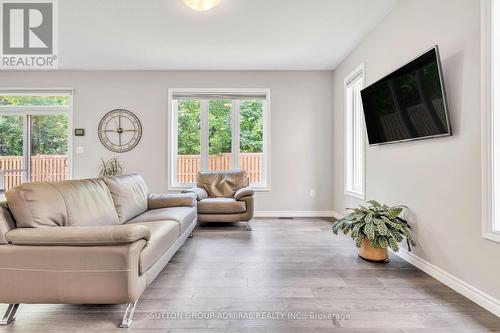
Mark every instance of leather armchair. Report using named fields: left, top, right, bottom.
left=184, top=170, right=255, bottom=229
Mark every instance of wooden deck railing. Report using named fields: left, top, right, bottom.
left=0, top=155, right=68, bottom=190
left=1, top=153, right=262, bottom=190
left=177, top=152, right=263, bottom=184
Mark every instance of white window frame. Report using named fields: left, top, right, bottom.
left=481, top=0, right=500, bottom=242
left=0, top=88, right=74, bottom=183
left=344, top=63, right=366, bottom=200
left=168, top=88, right=271, bottom=191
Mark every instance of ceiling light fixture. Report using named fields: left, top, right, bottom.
left=183, top=0, right=220, bottom=11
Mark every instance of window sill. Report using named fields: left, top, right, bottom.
left=482, top=230, right=500, bottom=243
left=344, top=189, right=365, bottom=200
left=169, top=184, right=270, bottom=192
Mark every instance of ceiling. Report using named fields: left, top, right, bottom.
left=58, top=0, right=399, bottom=70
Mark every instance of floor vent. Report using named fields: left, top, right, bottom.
left=278, top=217, right=295, bottom=220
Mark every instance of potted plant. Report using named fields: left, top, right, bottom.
left=98, top=157, right=123, bottom=177
left=332, top=200, right=416, bottom=262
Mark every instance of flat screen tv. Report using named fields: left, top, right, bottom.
left=360, top=46, right=452, bottom=145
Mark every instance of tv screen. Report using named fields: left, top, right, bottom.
left=360, top=46, right=451, bottom=145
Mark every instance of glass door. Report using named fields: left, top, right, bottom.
left=0, top=92, right=71, bottom=196
left=30, top=115, right=69, bottom=182
left=0, top=115, right=25, bottom=195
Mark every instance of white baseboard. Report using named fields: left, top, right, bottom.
left=254, top=211, right=337, bottom=218
left=331, top=210, right=500, bottom=317
left=393, top=248, right=500, bottom=317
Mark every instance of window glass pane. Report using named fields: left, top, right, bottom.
left=0, top=95, right=70, bottom=106
left=177, top=100, right=201, bottom=183
left=30, top=115, right=69, bottom=182
left=240, top=100, right=264, bottom=184
left=345, top=72, right=365, bottom=198
left=0, top=115, right=24, bottom=194
left=209, top=100, right=232, bottom=171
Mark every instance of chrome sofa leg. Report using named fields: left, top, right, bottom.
left=119, top=301, right=138, bottom=328
left=0, top=304, right=19, bottom=325
left=188, top=232, right=194, bottom=238
left=244, top=222, right=252, bottom=231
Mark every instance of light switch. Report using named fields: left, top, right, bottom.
left=76, top=146, right=84, bottom=154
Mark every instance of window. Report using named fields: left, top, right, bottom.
left=344, top=64, right=366, bottom=199
left=482, top=0, right=500, bottom=242
left=169, top=89, right=270, bottom=190
left=0, top=90, right=72, bottom=197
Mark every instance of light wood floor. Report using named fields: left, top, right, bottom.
left=1, top=217, right=499, bottom=332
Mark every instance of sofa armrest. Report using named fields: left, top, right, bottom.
left=148, top=193, right=197, bottom=209
left=235, top=186, right=255, bottom=200
left=182, top=186, right=208, bottom=201
left=5, top=224, right=151, bottom=246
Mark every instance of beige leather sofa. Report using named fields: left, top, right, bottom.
left=0, top=174, right=197, bottom=328
left=184, top=170, right=254, bottom=229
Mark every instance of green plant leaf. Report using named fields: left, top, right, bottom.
left=378, top=236, right=388, bottom=248
left=366, top=211, right=374, bottom=224
left=388, top=238, right=400, bottom=252
left=377, top=222, right=388, bottom=236
left=368, top=200, right=381, bottom=208
left=364, top=222, right=375, bottom=240
left=388, top=207, right=403, bottom=219
left=355, top=235, right=364, bottom=248
left=393, top=232, right=403, bottom=242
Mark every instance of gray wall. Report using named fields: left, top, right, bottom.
left=333, top=0, right=500, bottom=299
left=0, top=70, right=334, bottom=213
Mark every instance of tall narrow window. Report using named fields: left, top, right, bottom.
left=169, top=89, right=270, bottom=190
left=482, top=0, right=500, bottom=242
left=0, top=90, right=72, bottom=197
left=208, top=100, right=232, bottom=171
left=240, top=100, right=264, bottom=184
left=344, top=64, right=366, bottom=199
left=176, top=100, right=201, bottom=184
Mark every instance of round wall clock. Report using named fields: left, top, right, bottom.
left=98, top=109, right=142, bottom=153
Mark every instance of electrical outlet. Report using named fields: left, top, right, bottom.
left=310, top=189, right=316, bottom=197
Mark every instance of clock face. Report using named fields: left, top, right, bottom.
left=98, top=109, right=142, bottom=153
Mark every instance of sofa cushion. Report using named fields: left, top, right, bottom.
left=148, top=193, right=196, bottom=210
left=6, top=179, right=119, bottom=227
left=128, top=207, right=196, bottom=235
left=197, top=170, right=249, bottom=198
left=197, top=198, right=246, bottom=214
left=103, top=174, right=149, bottom=224
left=131, top=221, right=179, bottom=274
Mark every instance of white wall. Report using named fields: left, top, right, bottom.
left=333, top=0, right=500, bottom=301
left=0, top=70, right=334, bottom=213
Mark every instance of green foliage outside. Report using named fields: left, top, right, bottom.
left=240, top=100, right=263, bottom=153
left=177, top=100, right=201, bottom=155
left=0, top=95, right=69, bottom=106
left=0, top=116, right=23, bottom=156
left=31, top=115, right=68, bottom=155
left=177, top=99, right=263, bottom=155
left=0, top=96, right=69, bottom=156
left=208, top=100, right=232, bottom=155
left=0, top=95, right=262, bottom=157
